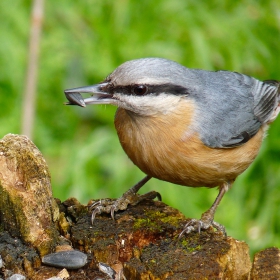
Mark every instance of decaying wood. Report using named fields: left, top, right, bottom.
left=251, top=247, right=280, bottom=279
left=0, top=134, right=278, bottom=279
left=0, top=134, right=59, bottom=256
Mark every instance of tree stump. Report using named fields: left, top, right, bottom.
left=0, top=134, right=279, bottom=279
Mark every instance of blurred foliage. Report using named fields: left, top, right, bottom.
left=1, top=0, right=280, bottom=255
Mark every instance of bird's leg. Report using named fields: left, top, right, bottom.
left=89, top=175, right=161, bottom=223
left=179, top=181, right=232, bottom=237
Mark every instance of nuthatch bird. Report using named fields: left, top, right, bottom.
left=64, top=58, right=280, bottom=234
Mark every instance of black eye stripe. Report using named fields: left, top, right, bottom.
left=104, top=83, right=189, bottom=96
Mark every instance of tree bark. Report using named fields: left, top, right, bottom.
left=0, top=134, right=278, bottom=279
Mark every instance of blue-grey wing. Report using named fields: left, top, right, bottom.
left=191, top=70, right=279, bottom=148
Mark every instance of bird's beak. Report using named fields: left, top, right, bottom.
left=64, top=83, right=113, bottom=107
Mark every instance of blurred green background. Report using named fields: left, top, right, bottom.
left=1, top=0, right=279, bottom=255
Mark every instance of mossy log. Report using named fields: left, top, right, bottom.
left=0, top=134, right=279, bottom=279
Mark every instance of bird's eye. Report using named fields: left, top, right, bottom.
left=132, top=85, right=148, bottom=95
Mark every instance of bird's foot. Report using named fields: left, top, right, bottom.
left=179, top=211, right=226, bottom=238
left=89, top=190, right=161, bottom=224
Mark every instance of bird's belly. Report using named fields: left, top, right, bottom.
left=114, top=108, right=265, bottom=188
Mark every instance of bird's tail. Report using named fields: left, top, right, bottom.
left=276, top=81, right=280, bottom=102
left=277, top=82, right=280, bottom=106
left=276, top=81, right=280, bottom=121
left=263, top=80, right=280, bottom=123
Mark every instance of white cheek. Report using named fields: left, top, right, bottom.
left=115, top=93, right=184, bottom=115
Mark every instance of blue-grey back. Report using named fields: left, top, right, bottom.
left=188, top=69, right=279, bottom=148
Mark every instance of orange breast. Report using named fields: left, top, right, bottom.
left=114, top=101, right=265, bottom=188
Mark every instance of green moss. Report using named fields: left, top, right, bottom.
left=180, top=238, right=202, bottom=253
left=133, top=217, right=161, bottom=231
left=133, top=209, right=183, bottom=232
left=180, top=239, right=189, bottom=247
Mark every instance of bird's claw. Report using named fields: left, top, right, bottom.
left=88, top=191, right=161, bottom=224
left=90, top=204, right=102, bottom=224
left=179, top=218, right=226, bottom=238
left=88, top=198, right=117, bottom=224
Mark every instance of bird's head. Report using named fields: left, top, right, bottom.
left=64, top=58, right=193, bottom=116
